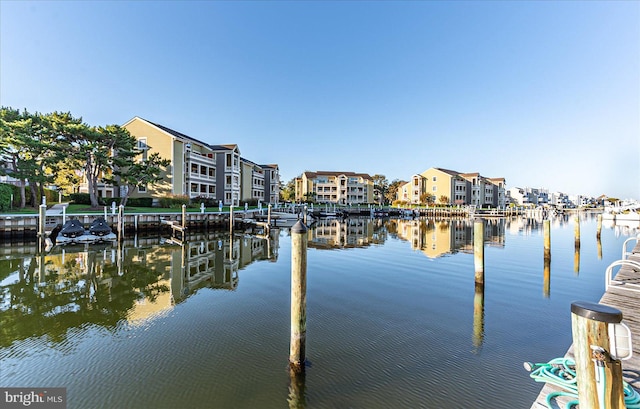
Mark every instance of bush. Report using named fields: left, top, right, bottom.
left=240, top=198, right=259, bottom=207
left=69, top=193, right=91, bottom=205
left=191, top=196, right=219, bottom=207
left=44, top=188, right=58, bottom=203
left=0, top=184, right=13, bottom=211
left=127, top=197, right=153, bottom=207
left=158, top=194, right=190, bottom=209
left=100, top=197, right=122, bottom=206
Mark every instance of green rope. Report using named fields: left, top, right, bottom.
left=525, top=357, right=640, bottom=409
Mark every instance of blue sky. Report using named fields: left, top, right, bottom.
left=1, top=1, right=638, bottom=199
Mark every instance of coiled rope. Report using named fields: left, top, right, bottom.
left=525, top=357, right=640, bottom=409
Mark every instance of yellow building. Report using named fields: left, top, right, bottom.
left=397, top=167, right=506, bottom=208
left=295, top=171, right=374, bottom=204
left=122, top=117, right=280, bottom=206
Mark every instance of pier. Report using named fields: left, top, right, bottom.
left=530, top=237, right=640, bottom=408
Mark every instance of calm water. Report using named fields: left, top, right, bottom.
left=0, top=213, right=637, bottom=409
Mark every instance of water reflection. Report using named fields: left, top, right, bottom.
left=0, top=231, right=278, bottom=348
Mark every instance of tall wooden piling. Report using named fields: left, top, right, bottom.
left=570, top=301, right=625, bottom=409
left=574, top=215, right=581, bottom=249
left=543, top=220, right=551, bottom=297
left=543, top=220, right=551, bottom=261
left=118, top=205, right=124, bottom=241
left=474, top=220, right=484, bottom=286
left=229, top=205, right=234, bottom=234
left=597, top=214, right=603, bottom=239
left=182, top=204, right=186, bottom=230
left=268, top=204, right=272, bottom=226
left=290, top=220, right=308, bottom=371
left=38, top=203, right=46, bottom=252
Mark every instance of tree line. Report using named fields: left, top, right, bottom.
left=0, top=107, right=169, bottom=209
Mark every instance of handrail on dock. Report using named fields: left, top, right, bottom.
left=605, top=258, right=640, bottom=293
left=622, top=234, right=640, bottom=260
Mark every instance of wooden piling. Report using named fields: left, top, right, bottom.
left=474, top=220, right=484, bottom=285
left=543, top=220, right=551, bottom=261
left=574, top=215, right=581, bottom=249
left=38, top=204, right=46, bottom=252
left=230, top=205, right=234, bottom=234
left=597, top=214, right=603, bottom=239
left=118, top=205, right=124, bottom=241
left=570, top=301, right=625, bottom=409
left=290, top=220, right=308, bottom=371
left=268, top=204, right=272, bottom=226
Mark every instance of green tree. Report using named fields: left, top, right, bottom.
left=106, top=151, right=170, bottom=207
left=0, top=108, right=56, bottom=207
left=420, top=193, right=435, bottom=206
left=385, top=179, right=405, bottom=205
left=372, top=174, right=388, bottom=205
left=51, top=114, right=138, bottom=208
left=280, top=176, right=298, bottom=202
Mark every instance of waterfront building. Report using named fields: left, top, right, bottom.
left=508, top=187, right=549, bottom=207
left=239, top=159, right=280, bottom=205
left=295, top=171, right=374, bottom=204
left=397, top=167, right=506, bottom=208
left=121, top=117, right=279, bottom=206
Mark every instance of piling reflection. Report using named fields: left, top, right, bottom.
left=287, top=365, right=306, bottom=409
left=0, top=231, right=278, bottom=347
left=473, top=282, right=485, bottom=352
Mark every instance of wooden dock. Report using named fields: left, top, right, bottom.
left=530, top=237, right=640, bottom=408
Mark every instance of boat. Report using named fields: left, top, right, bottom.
left=59, top=220, right=85, bottom=238
left=89, top=217, right=112, bottom=236
left=55, top=218, right=117, bottom=245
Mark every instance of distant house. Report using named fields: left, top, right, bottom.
left=397, top=167, right=506, bottom=208
left=508, top=187, right=549, bottom=207
left=295, top=171, right=374, bottom=204
left=122, top=117, right=279, bottom=206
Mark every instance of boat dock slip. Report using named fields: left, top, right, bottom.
left=530, top=238, right=640, bottom=409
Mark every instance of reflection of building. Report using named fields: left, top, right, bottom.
left=308, top=218, right=385, bottom=249
left=0, top=232, right=278, bottom=338
left=395, top=219, right=505, bottom=258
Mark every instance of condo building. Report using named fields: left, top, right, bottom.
left=121, top=117, right=279, bottom=206
left=295, top=171, right=374, bottom=205
left=397, top=167, right=506, bottom=208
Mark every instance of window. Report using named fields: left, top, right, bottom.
left=209, top=185, right=216, bottom=194
left=191, top=164, right=198, bottom=173
left=209, top=168, right=215, bottom=178
left=226, top=154, right=232, bottom=167
left=432, top=186, right=437, bottom=192
left=191, top=183, right=198, bottom=192
left=138, top=185, right=147, bottom=193
left=432, top=176, right=437, bottom=182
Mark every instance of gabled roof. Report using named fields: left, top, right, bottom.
left=303, top=170, right=373, bottom=181
left=433, top=167, right=461, bottom=176
left=126, top=117, right=239, bottom=154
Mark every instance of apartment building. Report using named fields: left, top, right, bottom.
left=397, top=167, right=507, bottom=208
left=295, top=171, right=374, bottom=204
left=508, top=187, right=549, bottom=207
left=122, top=117, right=279, bottom=206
